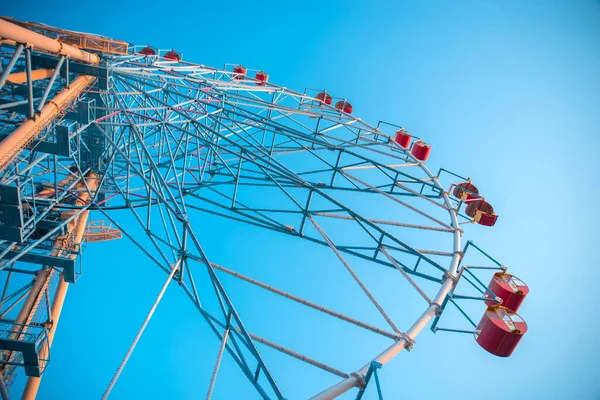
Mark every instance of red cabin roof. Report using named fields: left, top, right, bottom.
left=393, top=129, right=412, bottom=148
left=411, top=140, right=431, bottom=161
left=485, top=273, right=529, bottom=312
left=233, top=65, right=246, bottom=79
left=316, top=91, right=333, bottom=105
left=465, top=199, right=493, bottom=216
left=335, top=100, right=353, bottom=114
left=139, top=45, right=156, bottom=56
left=255, top=71, right=269, bottom=85
left=453, top=181, right=479, bottom=201
left=465, top=200, right=498, bottom=226
left=164, top=49, right=181, bottom=61
left=475, top=306, right=527, bottom=357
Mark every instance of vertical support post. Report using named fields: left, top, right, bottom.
left=65, top=58, right=70, bottom=88
left=298, top=189, right=313, bottom=235
left=231, top=152, right=243, bottom=208
left=355, top=361, right=383, bottom=400
left=25, top=47, right=34, bottom=119
left=0, top=44, right=24, bottom=90
left=36, top=57, right=65, bottom=113
left=373, top=367, right=383, bottom=400
left=0, top=271, right=13, bottom=314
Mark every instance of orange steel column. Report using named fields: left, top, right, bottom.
left=0, top=18, right=99, bottom=65
left=4, top=269, right=53, bottom=341
left=22, top=173, right=99, bottom=400
left=0, top=74, right=95, bottom=171
left=6, top=69, right=54, bottom=84
left=37, top=174, right=80, bottom=198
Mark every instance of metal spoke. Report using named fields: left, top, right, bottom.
left=102, top=260, right=180, bottom=399
left=308, top=215, right=401, bottom=334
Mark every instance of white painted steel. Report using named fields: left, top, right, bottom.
left=311, top=161, right=462, bottom=399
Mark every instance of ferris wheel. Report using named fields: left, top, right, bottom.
left=0, top=17, right=529, bottom=399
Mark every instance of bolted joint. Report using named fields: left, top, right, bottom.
left=175, top=213, right=187, bottom=223
left=351, top=372, right=366, bottom=390
left=177, top=250, right=188, bottom=260
left=399, top=332, right=416, bottom=351
left=443, top=270, right=457, bottom=283
left=432, top=303, right=443, bottom=317
left=172, top=270, right=181, bottom=282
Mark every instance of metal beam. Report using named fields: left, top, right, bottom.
left=0, top=18, right=99, bottom=65
left=0, top=74, right=95, bottom=171
left=6, top=68, right=54, bottom=84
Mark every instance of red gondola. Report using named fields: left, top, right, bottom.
left=335, top=100, right=353, bottom=114
left=139, top=45, right=156, bottom=56
left=453, top=181, right=479, bottom=201
left=315, top=91, right=333, bottom=105
left=255, top=71, right=269, bottom=85
left=475, top=305, right=527, bottom=357
left=393, top=129, right=411, bottom=148
left=485, top=272, right=529, bottom=312
left=465, top=199, right=498, bottom=226
left=411, top=141, right=431, bottom=161
left=164, top=49, right=181, bottom=61
left=233, top=65, right=246, bottom=79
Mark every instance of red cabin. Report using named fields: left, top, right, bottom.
left=164, top=49, right=181, bottom=61
left=316, top=91, right=333, bottom=105
left=393, top=129, right=412, bottom=148
left=411, top=141, right=431, bottom=161
left=233, top=65, right=247, bottom=79
left=255, top=71, right=269, bottom=85
left=485, top=273, right=529, bottom=312
left=465, top=200, right=498, bottom=226
left=139, top=45, right=156, bottom=56
left=335, top=100, right=353, bottom=114
left=475, top=306, right=527, bottom=357
left=453, top=181, right=479, bottom=201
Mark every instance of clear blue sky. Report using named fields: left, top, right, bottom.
left=5, top=0, right=600, bottom=398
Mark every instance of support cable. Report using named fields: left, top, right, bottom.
left=102, top=261, right=179, bottom=399
left=380, top=247, right=432, bottom=304
left=206, top=327, right=229, bottom=400
left=307, top=215, right=400, bottom=334
left=340, top=171, right=453, bottom=229
left=210, top=262, right=398, bottom=339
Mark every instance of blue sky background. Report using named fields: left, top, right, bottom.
left=4, top=0, right=600, bottom=398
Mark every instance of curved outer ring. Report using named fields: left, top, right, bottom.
left=311, top=155, right=461, bottom=399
